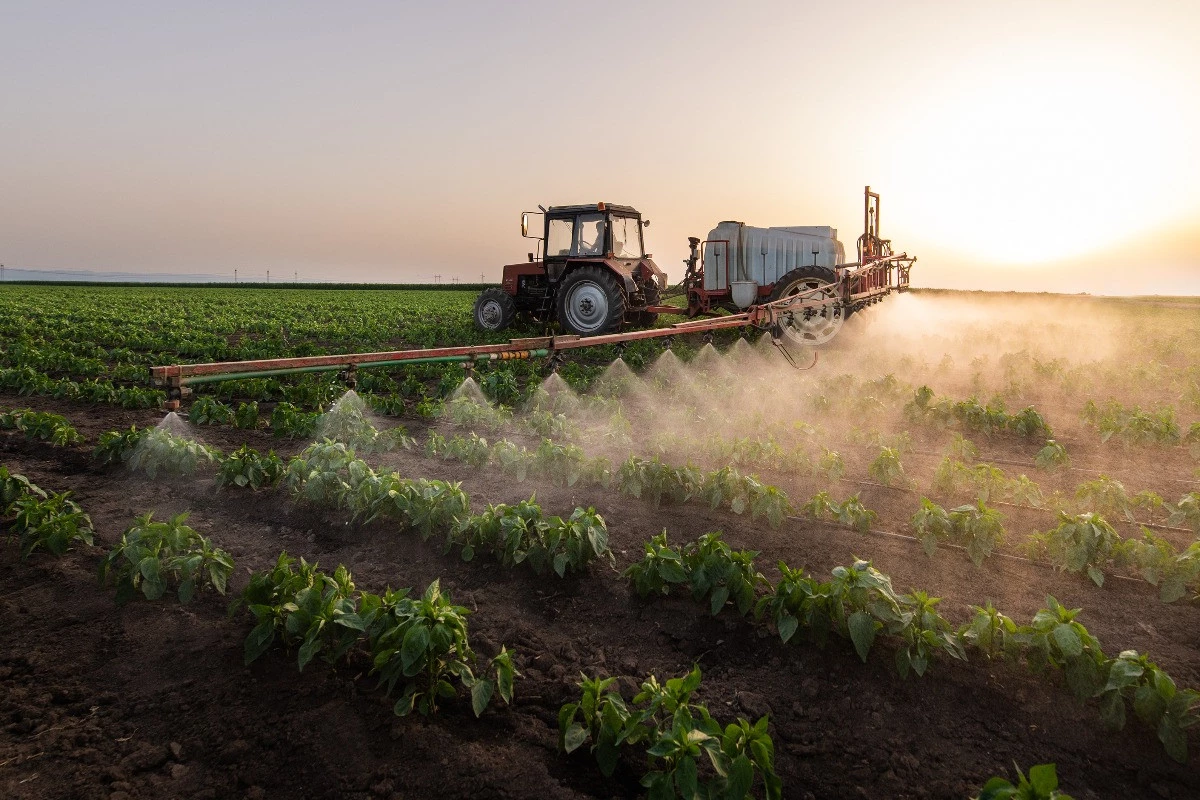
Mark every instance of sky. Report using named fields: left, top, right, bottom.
left=2, top=0, right=1199, bottom=292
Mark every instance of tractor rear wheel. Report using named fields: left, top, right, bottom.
left=768, top=266, right=844, bottom=346
left=473, top=288, right=516, bottom=333
left=557, top=266, right=626, bottom=336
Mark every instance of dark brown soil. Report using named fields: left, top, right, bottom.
left=2, top=392, right=1199, bottom=800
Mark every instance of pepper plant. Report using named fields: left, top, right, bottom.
left=367, top=579, right=516, bottom=717
left=10, top=491, right=93, bottom=559
left=99, top=511, right=233, bottom=604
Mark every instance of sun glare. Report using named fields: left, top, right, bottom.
left=887, top=45, right=1192, bottom=265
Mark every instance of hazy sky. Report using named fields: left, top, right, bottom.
left=3, top=1, right=1199, bottom=291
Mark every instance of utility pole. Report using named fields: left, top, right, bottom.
left=294, top=271, right=298, bottom=284
left=266, top=269, right=270, bottom=284
left=234, top=268, right=238, bottom=284
left=1, top=264, right=5, bottom=283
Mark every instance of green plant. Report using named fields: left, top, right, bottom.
left=1124, top=530, right=1200, bottom=603
left=216, top=445, right=286, bottom=491
left=1017, top=596, right=1107, bottom=700
left=835, top=494, right=877, bottom=533
left=233, top=401, right=260, bottom=429
left=683, top=532, right=764, bottom=616
left=440, top=432, right=491, bottom=467
left=240, top=553, right=361, bottom=670
left=811, top=447, right=845, bottom=480
left=99, top=512, right=233, bottom=604
left=367, top=579, right=516, bottom=717
left=1168, top=491, right=1200, bottom=535
left=1, top=465, right=46, bottom=513
left=0, top=408, right=84, bottom=446
left=896, top=590, right=966, bottom=678
left=558, top=666, right=782, bottom=799
left=455, top=500, right=612, bottom=577
left=270, top=401, right=319, bottom=439
left=1008, top=406, right=1053, bottom=439
left=617, top=456, right=702, bottom=506
left=960, top=602, right=1022, bottom=661
left=868, top=446, right=912, bottom=487
left=127, top=428, right=221, bottom=479
left=1029, top=513, right=1125, bottom=587
left=9, top=491, right=93, bottom=559
left=443, top=396, right=512, bottom=432
left=531, top=439, right=589, bottom=486
left=944, top=433, right=979, bottom=461
left=187, top=396, right=233, bottom=425
left=1006, top=474, right=1045, bottom=508
left=93, top=426, right=146, bottom=466
left=1035, top=440, right=1070, bottom=472
left=951, top=501, right=1005, bottom=567
left=1073, top=475, right=1138, bottom=522
left=624, top=532, right=690, bottom=597
left=1094, top=649, right=1200, bottom=762
left=974, top=763, right=1074, bottom=800
left=745, top=477, right=792, bottom=529
left=480, top=368, right=520, bottom=405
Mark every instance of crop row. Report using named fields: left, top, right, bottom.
left=6, top=458, right=1198, bottom=773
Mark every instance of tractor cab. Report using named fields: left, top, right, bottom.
left=474, top=202, right=668, bottom=336
left=539, top=203, right=646, bottom=264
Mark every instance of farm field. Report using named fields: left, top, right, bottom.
left=2, top=284, right=1200, bottom=799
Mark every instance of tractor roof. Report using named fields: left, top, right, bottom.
left=546, top=203, right=640, bottom=216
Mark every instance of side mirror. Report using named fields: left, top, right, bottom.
left=641, top=219, right=650, bottom=228
left=521, top=212, right=529, bottom=238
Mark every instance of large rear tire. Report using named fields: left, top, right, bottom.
left=556, top=266, right=626, bottom=336
left=473, top=288, right=516, bottom=333
left=768, top=266, right=844, bottom=346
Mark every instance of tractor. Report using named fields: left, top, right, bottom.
left=472, top=203, right=668, bottom=337
left=473, top=187, right=910, bottom=347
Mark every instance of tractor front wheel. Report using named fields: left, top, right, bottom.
left=473, top=288, right=516, bottom=333
left=557, top=266, right=626, bottom=336
left=768, top=266, right=844, bottom=346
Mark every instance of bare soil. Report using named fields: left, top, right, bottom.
left=3, top=390, right=1199, bottom=800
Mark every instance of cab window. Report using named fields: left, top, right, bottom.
left=610, top=215, right=643, bottom=258
left=574, top=213, right=605, bottom=256
left=547, top=218, right=573, bottom=257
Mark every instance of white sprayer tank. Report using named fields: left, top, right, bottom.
left=701, top=222, right=846, bottom=292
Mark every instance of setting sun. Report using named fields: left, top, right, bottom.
left=885, top=39, right=1196, bottom=266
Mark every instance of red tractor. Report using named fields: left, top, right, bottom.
left=473, top=188, right=911, bottom=345
left=472, top=203, right=669, bottom=337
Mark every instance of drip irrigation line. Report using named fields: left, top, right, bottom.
left=784, top=514, right=1151, bottom=588
left=903, top=448, right=1197, bottom=485
left=838, top=477, right=1196, bottom=535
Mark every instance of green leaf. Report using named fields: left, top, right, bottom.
left=400, top=625, right=430, bottom=674
left=1086, top=565, right=1105, bottom=587
left=244, top=620, right=276, bottom=665
left=776, top=612, right=799, bottom=644
left=674, top=756, right=698, bottom=800
left=1051, top=623, right=1083, bottom=658
left=710, top=585, right=730, bottom=616
left=847, top=611, right=877, bottom=663
left=1027, top=763, right=1059, bottom=794
left=177, top=577, right=195, bottom=604
left=1159, top=715, right=1189, bottom=763
left=563, top=721, right=589, bottom=753
left=297, top=635, right=322, bottom=671
left=724, top=754, right=754, bottom=800
left=470, top=679, right=494, bottom=717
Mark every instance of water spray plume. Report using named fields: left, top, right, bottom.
left=451, top=376, right=489, bottom=405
